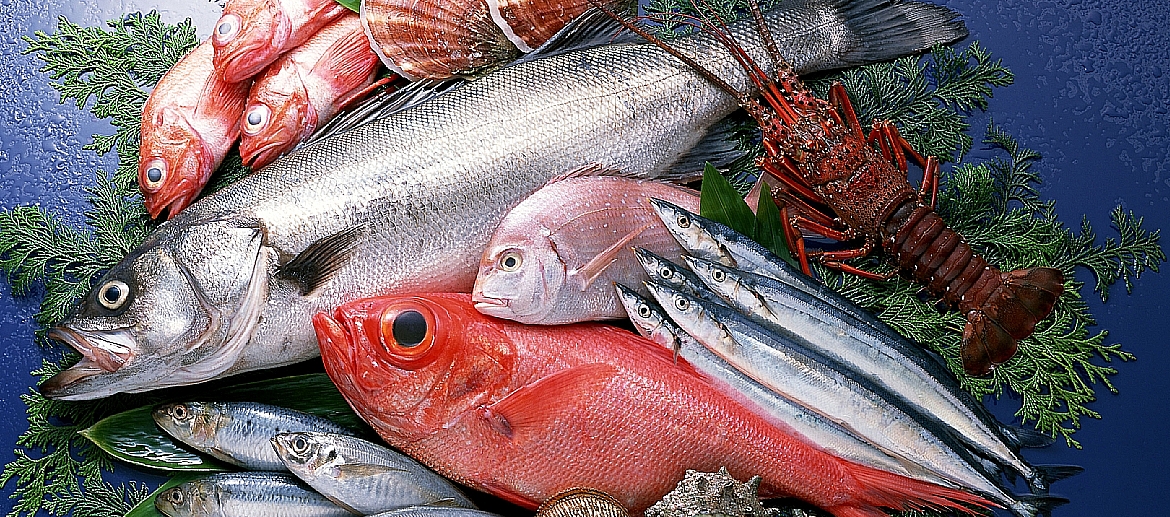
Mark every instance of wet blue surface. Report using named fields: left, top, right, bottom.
left=1, top=0, right=1167, bottom=515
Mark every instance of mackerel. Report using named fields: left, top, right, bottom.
left=40, top=0, right=969, bottom=399
left=155, top=472, right=350, bottom=517
left=614, top=283, right=954, bottom=488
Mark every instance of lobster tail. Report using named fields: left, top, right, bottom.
left=961, top=267, right=1064, bottom=376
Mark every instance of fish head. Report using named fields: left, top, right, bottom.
left=271, top=431, right=340, bottom=476
left=613, top=283, right=676, bottom=350
left=472, top=231, right=566, bottom=324
left=139, top=107, right=214, bottom=219
left=315, top=293, right=516, bottom=442
left=212, top=0, right=292, bottom=83
left=155, top=479, right=215, bottom=517
left=41, top=222, right=268, bottom=400
left=239, top=63, right=316, bottom=169
left=153, top=402, right=224, bottom=449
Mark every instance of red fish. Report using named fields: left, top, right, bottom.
left=240, top=13, right=385, bottom=169
left=138, top=40, right=251, bottom=219
left=212, top=0, right=350, bottom=84
left=315, top=293, right=995, bottom=517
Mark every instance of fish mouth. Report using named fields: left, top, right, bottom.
left=40, top=327, right=138, bottom=399
left=240, top=136, right=292, bottom=170
left=471, top=293, right=511, bottom=316
left=313, top=312, right=357, bottom=387
left=144, top=189, right=194, bottom=220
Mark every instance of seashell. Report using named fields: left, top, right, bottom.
left=360, top=0, right=634, bottom=80
left=536, top=488, right=630, bottom=517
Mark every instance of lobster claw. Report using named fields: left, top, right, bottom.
left=961, top=311, right=1016, bottom=377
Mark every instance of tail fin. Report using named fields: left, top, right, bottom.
left=1012, top=493, right=1071, bottom=517
left=839, top=463, right=997, bottom=517
left=995, top=267, right=1065, bottom=338
left=961, top=311, right=1016, bottom=376
left=832, top=0, right=970, bottom=68
left=1027, top=464, right=1084, bottom=493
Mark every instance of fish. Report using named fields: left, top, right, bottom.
left=240, top=12, right=386, bottom=169
left=314, top=292, right=995, bottom=516
left=272, top=431, right=476, bottom=513
left=152, top=401, right=355, bottom=471
left=155, top=472, right=351, bottom=517
left=643, top=281, right=1053, bottom=517
left=212, top=0, right=350, bottom=83
left=631, top=247, right=729, bottom=306
left=368, top=509, right=504, bottom=517
left=137, top=39, right=251, bottom=219
left=473, top=173, right=698, bottom=324
left=613, top=283, right=955, bottom=488
left=40, top=0, right=969, bottom=400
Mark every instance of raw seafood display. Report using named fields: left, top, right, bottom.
left=38, top=0, right=966, bottom=400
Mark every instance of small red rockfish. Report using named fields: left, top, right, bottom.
left=240, top=13, right=382, bottom=169
left=315, top=293, right=995, bottom=517
left=138, top=40, right=250, bottom=219
left=212, top=0, right=350, bottom=84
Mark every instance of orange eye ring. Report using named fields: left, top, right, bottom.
left=375, top=299, right=445, bottom=369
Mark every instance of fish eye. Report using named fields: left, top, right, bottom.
left=658, top=266, right=673, bottom=279
left=676, top=214, right=691, bottom=228
left=292, top=435, right=309, bottom=453
left=392, top=310, right=427, bottom=347
left=141, top=159, right=167, bottom=190
left=167, top=488, right=184, bottom=505
left=673, top=296, right=689, bottom=311
left=213, top=14, right=241, bottom=43
left=98, top=280, right=130, bottom=310
left=377, top=301, right=442, bottom=369
left=498, top=250, right=523, bottom=272
left=712, top=269, right=726, bottom=282
left=168, top=404, right=189, bottom=421
left=637, top=303, right=652, bottom=319
left=243, top=105, right=270, bottom=135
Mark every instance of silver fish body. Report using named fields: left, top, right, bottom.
left=155, top=472, right=350, bottom=517
left=614, top=283, right=954, bottom=487
left=368, top=509, right=503, bottom=517
left=643, top=282, right=1033, bottom=515
left=41, top=0, right=968, bottom=399
left=153, top=401, right=355, bottom=471
left=631, top=247, right=726, bottom=306
left=273, top=432, right=474, bottom=513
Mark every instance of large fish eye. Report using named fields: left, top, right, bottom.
left=377, top=301, right=442, bottom=369
left=392, top=310, right=427, bottom=347
left=673, top=296, right=690, bottom=311
left=213, top=14, right=241, bottom=43
left=168, top=403, right=190, bottom=422
left=658, top=266, right=674, bottom=279
left=711, top=268, right=726, bottom=282
left=142, top=159, right=167, bottom=190
left=243, top=105, right=270, bottom=135
left=291, top=435, right=309, bottom=454
left=166, top=488, right=184, bottom=506
left=498, top=250, right=523, bottom=272
left=676, top=213, right=691, bottom=228
left=637, top=303, right=653, bottom=319
left=98, top=280, right=130, bottom=310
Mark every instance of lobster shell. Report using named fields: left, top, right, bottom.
left=361, top=0, right=634, bottom=79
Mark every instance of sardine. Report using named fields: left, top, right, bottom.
left=155, top=472, right=351, bottom=517
left=473, top=174, right=698, bottom=324
left=152, top=401, right=355, bottom=471
left=632, top=246, right=729, bottom=305
left=273, top=431, right=475, bottom=513
left=643, top=281, right=1040, bottom=516
left=41, top=0, right=969, bottom=399
left=613, top=283, right=955, bottom=488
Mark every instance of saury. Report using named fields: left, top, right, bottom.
left=41, top=0, right=968, bottom=399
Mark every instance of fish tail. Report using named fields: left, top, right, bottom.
left=841, top=463, right=998, bottom=516
left=830, top=0, right=970, bottom=69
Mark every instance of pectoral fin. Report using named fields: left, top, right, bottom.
left=276, top=226, right=363, bottom=295
left=482, top=364, right=618, bottom=441
left=575, top=222, right=654, bottom=290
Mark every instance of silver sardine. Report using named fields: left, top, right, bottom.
left=155, top=472, right=350, bottom=517
left=153, top=401, right=355, bottom=471
left=273, top=432, right=475, bottom=513
left=41, top=0, right=968, bottom=399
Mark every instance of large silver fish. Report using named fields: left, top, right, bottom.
left=41, top=0, right=968, bottom=399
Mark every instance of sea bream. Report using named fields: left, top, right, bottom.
left=40, top=0, right=969, bottom=399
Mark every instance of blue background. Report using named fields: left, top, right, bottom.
left=1, top=0, right=1166, bottom=515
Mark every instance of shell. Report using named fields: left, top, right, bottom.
left=644, top=468, right=782, bottom=517
left=536, top=488, right=630, bottom=517
left=360, top=0, right=634, bottom=79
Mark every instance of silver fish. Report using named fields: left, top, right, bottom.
left=632, top=247, right=728, bottom=305
left=272, top=432, right=475, bottom=513
left=41, top=0, right=968, bottom=399
left=614, top=283, right=954, bottom=487
left=642, top=281, right=1038, bottom=516
left=473, top=174, right=698, bottom=324
left=368, top=509, right=503, bottom=517
left=153, top=401, right=355, bottom=471
left=155, top=472, right=351, bottom=517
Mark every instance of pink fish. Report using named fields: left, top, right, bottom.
left=138, top=39, right=251, bottom=219
left=212, top=0, right=350, bottom=84
left=473, top=175, right=699, bottom=324
left=315, top=293, right=995, bottom=517
left=240, top=13, right=385, bottom=169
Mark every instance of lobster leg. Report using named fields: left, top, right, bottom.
left=827, top=82, right=864, bottom=139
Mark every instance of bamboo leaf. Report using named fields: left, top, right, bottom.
left=754, top=184, right=796, bottom=267
left=334, top=0, right=360, bottom=13
left=79, top=407, right=229, bottom=472
left=699, top=163, right=756, bottom=238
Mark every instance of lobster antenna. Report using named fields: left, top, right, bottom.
left=746, top=0, right=790, bottom=72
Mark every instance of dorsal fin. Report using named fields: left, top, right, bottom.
left=304, top=77, right=466, bottom=144
left=511, top=7, right=643, bottom=66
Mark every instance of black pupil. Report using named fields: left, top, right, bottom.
left=146, top=167, right=162, bottom=183
left=247, top=111, right=263, bottom=125
left=218, top=21, right=232, bottom=34
left=294, top=437, right=306, bottom=451
left=103, top=284, right=121, bottom=303
left=502, top=255, right=517, bottom=268
left=392, top=310, right=427, bottom=347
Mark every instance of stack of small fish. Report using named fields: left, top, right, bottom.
left=149, top=401, right=483, bottom=517
left=612, top=198, right=1079, bottom=517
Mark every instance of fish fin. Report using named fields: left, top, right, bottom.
left=1014, top=493, right=1071, bottom=517
left=483, top=363, right=618, bottom=440
left=334, top=463, right=411, bottom=478
left=319, top=493, right=362, bottom=515
left=663, top=114, right=751, bottom=182
left=831, top=0, right=968, bottom=70
left=575, top=222, right=654, bottom=290
left=276, top=226, right=363, bottom=295
left=193, top=72, right=248, bottom=132
left=1032, top=464, right=1084, bottom=488
left=309, top=28, right=380, bottom=84
left=841, top=463, right=997, bottom=516
left=511, top=7, right=642, bottom=65
left=545, top=163, right=638, bottom=184
left=1000, top=424, right=1056, bottom=449
left=960, top=310, right=1016, bottom=376
left=306, top=78, right=465, bottom=144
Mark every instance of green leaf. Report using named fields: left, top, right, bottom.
left=79, top=407, right=229, bottom=473
left=123, top=474, right=201, bottom=517
left=699, top=163, right=756, bottom=237
left=754, top=184, right=796, bottom=267
left=335, top=0, right=360, bottom=13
